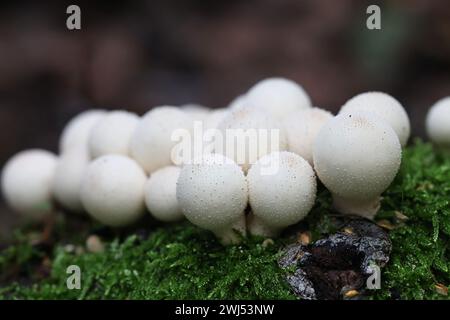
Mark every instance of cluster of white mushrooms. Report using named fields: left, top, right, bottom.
left=2, top=77, right=450, bottom=245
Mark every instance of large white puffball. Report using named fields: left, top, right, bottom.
left=176, top=153, right=248, bottom=244
left=313, top=112, right=402, bottom=219
left=88, top=110, right=140, bottom=159
left=247, top=151, right=317, bottom=237
left=2, top=149, right=57, bottom=219
left=144, top=166, right=183, bottom=222
left=245, top=78, right=311, bottom=120
left=53, top=150, right=89, bottom=212
left=59, top=109, right=106, bottom=153
left=130, top=106, right=193, bottom=174
left=340, top=92, right=410, bottom=147
left=216, top=106, right=288, bottom=173
left=284, top=107, right=333, bottom=164
left=426, top=97, right=450, bottom=147
left=80, top=155, right=147, bottom=227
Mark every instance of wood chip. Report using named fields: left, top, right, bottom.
left=395, top=211, right=409, bottom=221
left=376, top=219, right=395, bottom=230
left=298, top=231, right=311, bottom=245
left=343, top=227, right=354, bottom=235
left=343, top=289, right=359, bottom=298
left=435, top=283, right=448, bottom=296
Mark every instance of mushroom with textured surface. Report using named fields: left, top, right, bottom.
left=313, top=112, right=402, bottom=219
left=88, top=110, right=140, bottom=159
left=284, top=107, right=333, bottom=165
left=130, top=106, right=193, bottom=174
left=144, top=166, right=183, bottom=222
left=426, top=97, right=450, bottom=147
left=339, top=92, right=410, bottom=147
left=247, top=151, right=317, bottom=237
left=2, top=149, right=58, bottom=219
left=245, top=77, right=311, bottom=121
left=176, top=153, right=248, bottom=245
left=80, top=154, right=147, bottom=227
left=59, top=109, right=106, bottom=154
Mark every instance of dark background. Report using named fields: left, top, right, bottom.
left=1, top=0, right=450, bottom=234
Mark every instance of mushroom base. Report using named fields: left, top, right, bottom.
left=332, top=195, right=381, bottom=220
left=247, top=213, right=281, bottom=238
left=212, top=215, right=247, bottom=245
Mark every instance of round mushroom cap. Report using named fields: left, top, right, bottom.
left=80, top=155, right=147, bottom=227
left=176, top=153, right=248, bottom=231
left=313, top=112, right=402, bottom=201
left=426, top=97, right=450, bottom=147
left=1, top=149, right=57, bottom=219
left=88, top=110, right=140, bottom=159
left=245, top=77, right=311, bottom=120
left=284, top=107, right=333, bottom=164
left=340, top=92, right=410, bottom=146
left=145, top=166, right=183, bottom=222
left=59, top=109, right=106, bottom=154
left=53, top=150, right=90, bottom=212
left=130, top=106, right=193, bottom=174
left=216, top=106, right=288, bottom=172
left=248, top=151, right=317, bottom=229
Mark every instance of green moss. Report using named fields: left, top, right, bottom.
left=0, top=140, right=449, bottom=300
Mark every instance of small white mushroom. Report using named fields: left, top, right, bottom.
left=245, top=77, right=311, bottom=120
left=130, top=106, right=193, bottom=174
left=426, top=97, right=450, bottom=147
left=340, top=92, right=410, bottom=146
left=313, top=112, right=402, bottom=219
left=80, top=155, right=147, bottom=227
left=247, top=151, right=317, bottom=237
left=181, top=103, right=210, bottom=122
left=176, top=153, right=248, bottom=245
left=1, top=149, right=57, bottom=219
left=216, top=106, right=288, bottom=173
left=88, top=110, right=140, bottom=159
left=284, top=107, right=333, bottom=165
left=53, top=150, right=90, bottom=213
left=144, top=166, right=183, bottom=222
left=59, top=109, right=106, bottom=154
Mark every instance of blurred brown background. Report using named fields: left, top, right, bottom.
left=1, top=0, right=450, bottom=233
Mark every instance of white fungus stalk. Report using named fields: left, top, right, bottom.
left=284, top=107, right=333, bottom=165
left=80, top=155, right=147, bottom=227
left=216, top=105, right=288, bottom=173
left=130, top=106, right=193, bottom=174
left=247, top=151, right=317, bottom=237
left=144, top=166, right=183, bottom=222
left=59, top=109, right=106, bottom=154
left=426, top=97, right=450, bottom=147
left=1, top=149, right=57, bottom=219
left=339, top=92, right=411, bottom=147
left=88, top=110, right=140, bottom=159
left=176, top=153, right=248, bottom=245
left=313, top=112, right=402, bottom=219
left=53, top=149, right=90, bottom=213
left=245, top=77, right=311, bottom=121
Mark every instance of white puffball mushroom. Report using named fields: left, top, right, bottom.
left=176, top=153, right=248, bottom=245
left=1, top=149, right=57, bottom=219
left=426, top=97, right=450, bottom=147
left=216, top=106, right=288, bottom=173
left=313, top=112, right=402, bottom=219
left=247, top=151, right=317, bottom=237
left=59, top=109, right=106, bottom=153
left=144, top=166, right=183, bottom=222
left=284, top=107, right=333, bottom=165
left=53, top=150, right=89, bottom=213
left=130, top=106, right=193, bottom=174
left=181, top=104, right=210, bottom=122
left=88, top=110, right=140, bottom=159
left=245, top=77, right=311, bottom=120
left=340, top=92, right=410, bottom=147
left=80, top=155, right=147, bottom=227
